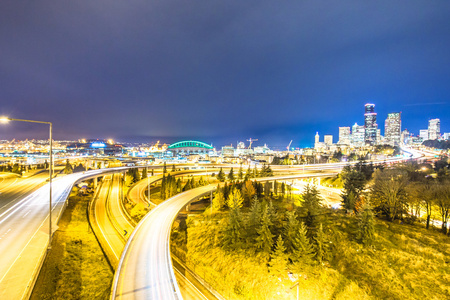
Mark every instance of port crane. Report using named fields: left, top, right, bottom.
left=247, top=138, right=258, bottom=149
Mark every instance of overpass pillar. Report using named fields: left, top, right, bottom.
left=186, top=203, right=190, bottom=212
left=94, top=177, right=98, bottom=188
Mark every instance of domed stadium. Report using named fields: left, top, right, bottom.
left=167, top=140, right=214, bottom=154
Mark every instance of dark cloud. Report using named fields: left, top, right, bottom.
left=1, top=1, right=449, bottom=147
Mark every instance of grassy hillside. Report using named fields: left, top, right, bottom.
left=172, top=202, right=450, bottom=300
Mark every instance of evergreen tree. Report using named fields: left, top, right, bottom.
left=357, top=202, right=375, bottom=246
left=238, top=165, right=244, bottom=180
left=246, top=166, right=252, bottom=179
left=273, top=180, right=278, bottom=195
left=63, top=159, right=73, bottom=174
left=245, top=197, right=261, bottom=244
left=217, top=167, right=225, bottom=182
left=266, top=200, right=277, bottom=227
left=227, top=189, right=244, bottom=209
left=283, top=211, right=299, bottom=253
left=281, top=182, right=286, bottom=195
left=223, top=204, right=243, bottom=249
left=256, top=206, right=274, bottom=255
left=270, top=235, right=288, bottom=276
left=314, top=223, right=328, bottom=264
left=301, top=184, right=323, bottom=236
left=341, top=165, right=366, bottom=213
left=290, top=219, right=314, bottom=264
left=212, top=186, right=225, bottom=211
left=161, top=174, right=166, bottom=199
left=172, top=164, right=176, bottom=172
left=264, top=181, right=272, bottom=197
left=228, top=167, right=235, bottom=181
left=241, top=180, right=256, bottom=207
left=151, top=169, right=154, bottom=176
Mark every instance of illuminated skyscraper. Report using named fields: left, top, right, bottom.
left=364, top=103, right=378, bottom=145
left=419, top=129, right=429, bottom=141
left=352, top=123, right=365, bottom=147
left=384, top=112, right=401, bottom=146
left=324, top=135, right=333, bottom=145
left=338, top=127, right=351, bottom=145
left=428, top=118, right=440, bottom=140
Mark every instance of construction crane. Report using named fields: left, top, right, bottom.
left=287, top=140, right=293, bottom=151
left=247, top=138, right=258, bottom=149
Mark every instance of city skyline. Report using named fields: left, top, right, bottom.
left=1, top=2, right=450, bottom=148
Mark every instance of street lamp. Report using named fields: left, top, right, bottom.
left=0, top=116, right=53, bottom=251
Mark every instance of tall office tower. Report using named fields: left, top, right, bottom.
left=352, top=123, right=365, bottom=147
left=338, top=127, right=351, bottom=145
left=324, top=135, right=333, bottom=145
left=428, top=118, right=440, bottom=140
left=364, top=103, right=378, bottom=145
left=419, top=129, right=429, bottom=141
left=384, top=112, right=402, bottom=146
left=315, top=132, right=320, bottom=144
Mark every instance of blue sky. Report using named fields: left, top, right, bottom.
left=1, top=1, right=449, bottom=148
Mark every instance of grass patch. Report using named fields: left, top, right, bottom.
left=31, top=193, right=113, bottom=300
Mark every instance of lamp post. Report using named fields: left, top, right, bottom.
left=0, top=117, right=53, bottom=251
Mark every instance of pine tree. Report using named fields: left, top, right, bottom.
left=256, top=206, right=274, bottom=255
left=292, top=222, right=314, bottom=264
left=228, top=167, right=235, bottom=181
left=241, top=180, right=256, bottom=207
left=212, top=186, right=225, bottom=211
left=161, top=174, right=166, bottom=199
left=227, top=189, right=244, bottom=209
left=273, top=180, right=278, bottom=195
left=217, top=168, right=225, bottom=182
left=266, top=200, right=277, bottom=226
left=314, top=223, right=328, bottom=265
left=270, top=235, right=288, bottom=276
left=281, top=182, right=286, bottom=195
left=223, top=204, right=243, bottom=249
left=238, top=165, right=244, bottom=180
left=245, top=197, right=261, bottom=244
left=301, top=184, right=323, bottom=236
left=264, top=181, right=272, bottom=197
left=357, top=201, right=375, bottom=246
left=246, top=166, right=252, bottom=179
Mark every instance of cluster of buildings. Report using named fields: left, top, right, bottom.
left=315, top=103, right=447, bottom=152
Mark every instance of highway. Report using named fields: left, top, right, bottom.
left=111, top=172, right=338, bottom=300
left=90, top=173, right=210, bottom=299
left=0, top=166, right=136, bottom=299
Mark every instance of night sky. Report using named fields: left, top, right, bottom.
left=1, top=1, right=450, bottom=148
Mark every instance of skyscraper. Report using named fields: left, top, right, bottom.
left=419, top=129, right=429, bottom=141
left=428, top=119, right=440, bottom=140
left=352, top=123, right=365, bottom=147
left=324, top=135, right=333, bottom=145
left=338, top=127, right=351, bottom=145
left=384, top=112, right=401, bottom=146
left=364, top=103, right=378, bottom=145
